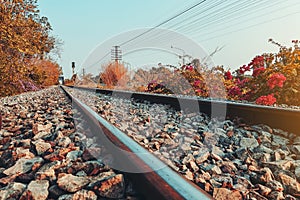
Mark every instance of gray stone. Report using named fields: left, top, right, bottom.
left=210, top=178, right=222, bottom=188
left=277, top=173, right=300, bottom=196
left=189, top=161, right=199, bottom=172
left=272, top=134, right=289, bottom=146
left=211, top=146, right=225, bottom=158
left=195, top=151, right=210, bottom=164
left=292, top=137, right=300, bottom=145
left=236, top=176, right=254, bottom=188
left=15, top=147, right=35, bottom=159
left=49, top=184, right=65, bottom=199
left=0, top=182, right=26, bottom=200
left=212, top=175, right=233, bottom=185
left=291, top=145, right=300, bottom=155
left=58, top=194, right=73, bottom=200
left=76, top=170, right=87, bottom=177
left=93, top=174, right=125, bottom=198
left=266, top=180, right=284, bottom=192
left=257, top=184, right=272, bottom=196
left=181, top=143, right=191, bottom=152
left=268, top=191, right=285, bottom=200
left=286, top=194, right=297, bottom=200
left=3, top=157, right=44, bottom=176
left=33, top=139, right=51, bottom=155
left=263, top=160, right=293, bottom=171
left=21, top=180, right=49, bottom=200
left=261, top=131, right=272, bottom=139
left=256, top=145, right=273, bottom=154
left=203, top=132, right=218, bottom=147
left=235, top=147, right=249, bottom=161
left=240, top=137, right=259, bottom=149
left=72, top=190, right=97, bottom=200
left=295, top=167, right=300, bottom=181
left=259, top=167, right=274, bottom=183
left=248, top=191, right=268, bottom=200
left=57, top=173, right=90, bottom=193
left=58, top=137, right=72, bottom=147
left=220, top=161, right=237, bottom=173
left=213, top=188, right=242, bottom=200
left=201, top=164, right=222, bottom=175
left=66, top=150, right=83, bottom=161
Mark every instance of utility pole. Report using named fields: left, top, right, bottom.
left=171, top=46, right=192, bottom=66
left=111, top=46, right=122, bottom=63
left=171, top=46, right=185, bottom=66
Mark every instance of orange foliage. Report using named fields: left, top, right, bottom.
left=0, top=0, right=58, bottom=96
left=100, top=62, right=129, bottom=88
left=32, top=59, right=61, bottom=86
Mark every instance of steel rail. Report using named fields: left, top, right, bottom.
left=60, top=86, right=212, bottom=200
left=67, top=86, right=300, bottom=134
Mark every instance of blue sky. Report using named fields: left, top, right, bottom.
left=39, top=0, right=300, bottom=78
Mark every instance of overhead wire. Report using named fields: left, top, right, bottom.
left=136, top=0, right=295, bottom=51
left=180, top=0, right=289, bottom=35
left=198, top=10, right=300, bottom=42
left=146, top=0, right=270, bottom=44
left=84, top=0, right=207, bottom=69
left=125, top=0, right=267, bottom=51
left=85, top=0, right=299, bottom=70
left=123, top=0, right=220, bottom=50
left=121, top=0, right=294, bottom=67
left=118, top=0, right=207, bottom=47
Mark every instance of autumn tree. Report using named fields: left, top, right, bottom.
left=29, top=58, right=61, bottom=86
left=100, top=62, right=129, bottom=88
left=0, top=0, right=58, bottom=96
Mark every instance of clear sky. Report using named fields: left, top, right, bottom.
left=39, top=0, right=300, bottom=78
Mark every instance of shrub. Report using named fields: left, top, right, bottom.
left=100, top=62, right=129, bottom=88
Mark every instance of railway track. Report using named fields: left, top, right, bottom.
left=1, top=86, right=300, bottom=199
left=60, top=86, right=211, bottom=200
left=0, top=86, right=211, bottom=199
left=64, top=85, right=300, bottom=200
left=68, top=86, right=300, bottom=135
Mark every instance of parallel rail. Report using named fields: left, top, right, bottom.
left=61, top=86, right=212, bottom=200
left=67, top=86, right=300, bottom=134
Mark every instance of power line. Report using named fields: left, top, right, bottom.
left=123, top=0, right=266, bottom=51
left=85, top=0, right=207, bottom=69
left=190, top=0, right=297, bottom=37
left=132, top=0, right=291, bottom=49
left=85, top=0, right=299, bottom=70
left=118, top=0, right=207, bottom=47
left=199, top=10, right=300, bottom=42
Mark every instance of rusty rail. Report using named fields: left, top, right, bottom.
left=60, top=86, right=212, bottom=200
left=68, top=86, right=300, bottom=134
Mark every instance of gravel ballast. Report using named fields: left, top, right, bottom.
left=67, top=87, right=300, bottom=200
left=0, top=87, right=140, bottom=200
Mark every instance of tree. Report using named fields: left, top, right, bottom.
left=0, top=0, right=57, bottom=96
left=100, top=62, right=129, bottom=88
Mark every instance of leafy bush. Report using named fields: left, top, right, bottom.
left=226, top=39, right=300, bottom=105
left=142, top=39, right=300, bottom=106
left=100, top=62, right=129, bottom=88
